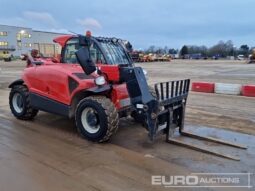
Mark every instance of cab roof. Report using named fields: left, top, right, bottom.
left=53, top=34, right=127, bottom=47
left=53, top=35, right=74, bottom=47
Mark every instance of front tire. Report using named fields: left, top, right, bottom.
left=9, top=85, right=38, bottom=120
left=75, top=96, right=119, bottom=142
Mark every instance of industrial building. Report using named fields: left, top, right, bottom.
left=0, top=24, right=67, bottom=58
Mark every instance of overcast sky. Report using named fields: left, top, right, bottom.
left=0, top=0, right=254, bottom=49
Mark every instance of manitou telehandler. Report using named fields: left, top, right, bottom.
left=9, top=31, right=246, bottom=160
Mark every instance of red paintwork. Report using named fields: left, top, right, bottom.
left=241, top=85, right=255, bottom=97
left=53, top=35, right=74, bottom=47
left=191, top=82, right=215, bottom=93
left=98, top=64, right=120, bottom=82
left=22, top=60, right=129, bottom=109
left=21, top=35, right=130, bottom=109
left=111, top=84, right=129, bottom=108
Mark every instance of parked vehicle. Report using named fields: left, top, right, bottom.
left=237, top=55, right=245, bottom=60
left=0, top=51, right=13, bottom=61
left=249, top=49, right=255, bottom=63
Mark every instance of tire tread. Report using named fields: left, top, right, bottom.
left=9, top=85, right=38, bottom=120
left=76, top=96, right=119, bottom=142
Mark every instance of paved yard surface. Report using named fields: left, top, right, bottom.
left=0, top=60, right=254, bottom=190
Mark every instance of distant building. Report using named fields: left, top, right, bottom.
left=0, top=24, right=67, bottom=57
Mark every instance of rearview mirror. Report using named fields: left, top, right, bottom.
left=75, top=47, right=96, bottom=75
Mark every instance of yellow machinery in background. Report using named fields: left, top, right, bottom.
left=249, top=48, right=255, bottom=63
left=0, top=51, right=12, bottom=62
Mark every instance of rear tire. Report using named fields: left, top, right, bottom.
left=9, top=85, right=38, bottom=120
left=75, top=96, right=119, bottom=142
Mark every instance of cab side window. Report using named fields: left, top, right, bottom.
left=63, top=38, right=80, bottom=63
left=63, top=38, right=106, bottom=64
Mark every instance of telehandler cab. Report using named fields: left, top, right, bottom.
left=9, top=32, right=246, bottom=160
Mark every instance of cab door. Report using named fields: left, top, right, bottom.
left=28, top=63, right=70, bottom=105
left=61, top=37, right=80, bottom=63
left=61, top=37, right=106, bottom=65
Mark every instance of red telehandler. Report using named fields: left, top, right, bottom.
left=9, top=32, right=246, bottom=160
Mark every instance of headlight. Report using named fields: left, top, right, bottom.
left=95, top=76, right=106, bottom=86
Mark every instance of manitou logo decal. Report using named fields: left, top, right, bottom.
left=151, top=173, right=253, bottom=188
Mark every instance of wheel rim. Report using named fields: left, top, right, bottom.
left=81, top=107, right=100, bottom=134
left=12, top=93, right=24, bottom=113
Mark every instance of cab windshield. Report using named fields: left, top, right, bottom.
left=98, top=41, right=131, bottom=65
left=63, top=37, right=131, bottom=65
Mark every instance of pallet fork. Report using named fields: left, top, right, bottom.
left=155, top=80, right=247, bottom=161
left=122, top=67, right=247, bottom=161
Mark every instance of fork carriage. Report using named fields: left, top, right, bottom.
left=121, top=66, right=246, bottom=161
left=154, top=79, right=246, bottom=161
left=154, top=79, right=190, bottom=137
